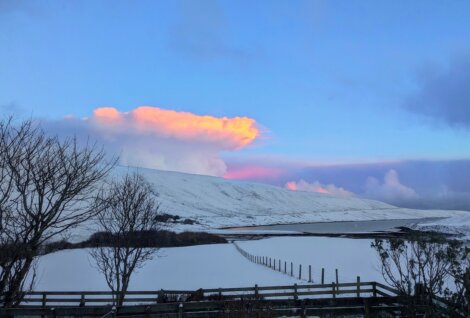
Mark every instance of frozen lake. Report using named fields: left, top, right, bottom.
left=230, top=218, right=442, bottom=234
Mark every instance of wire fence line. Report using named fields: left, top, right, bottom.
left=233, top=242, right=345, bottom=286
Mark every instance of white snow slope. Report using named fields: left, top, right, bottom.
left=111, top=166, right=466, bottom=231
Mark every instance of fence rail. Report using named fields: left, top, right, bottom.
left=11, top=281, right=398, bottom=308
left=2, top=283, right=465, bottom=317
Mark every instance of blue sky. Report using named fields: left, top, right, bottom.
left=2, top=0, right=470, bottom=209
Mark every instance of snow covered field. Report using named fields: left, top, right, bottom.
left=35, top=243, right=298, bottom=291
left=237, top=237, right=384, bottom=284
left=34, top=237, right=385, bottom=291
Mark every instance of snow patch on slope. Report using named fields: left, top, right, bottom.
left=412, top=214, right=470, bottom=241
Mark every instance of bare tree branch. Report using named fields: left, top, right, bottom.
left=0, top=117, right=115, bottom=307
left=90, top=172, right=161, bottom=306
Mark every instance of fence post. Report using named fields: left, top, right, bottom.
left=372, top=282, right=377, bottom=298
left=363, top=298, right=371, bottom=318
left=255, top=284, right=259, bottom=299
left=274, top=259, right=276, bottom=271
left=309, top=265, right=312, bottom=283
left=299, top=264, right=302, bottom=280
left=269, top=258, right=272, bottom=268
left=284, top=261, right=287, bottom=274
left=42, top=293, right=47, bottom=308
left=335, top=269, right=339, bottom=285
left=291, top=262, right=293, bottom=276
left=356, top=276, right=360, bottom=297
left=321, top=268, right=325, bottom=285
left=332, top=282, right=336, bottom=299
left=178, top=303, right=184, bottom=318
left=278, top=259, right=281, bottom=272
left=294, top=283, right=298, bottom=300
left=80, top=293, right=85, bottom=307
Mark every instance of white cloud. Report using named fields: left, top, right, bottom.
left=365, top=169, right=418, bottom=202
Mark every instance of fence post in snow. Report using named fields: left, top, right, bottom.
left=321, top=268, right=325, bottom=285
left=284, top=261, right=287, bottom=274
left=309, top=265, right=312, bottom=283
left=356, top=276, right=361, bottom=297
left=332, top=282, right=336, bottom=298
left=178, top=303, right=183, bottom=318
left=299, top=265, right=302, bottom=280
left=291, top=262, right=293, bottom=276
left=294, top=283, right=298, bottom=300
left=335, top=269, right=339, bottom=285
left=274, top=259, right=276, bottom=271
left=278, top=259, right=281, bottom=272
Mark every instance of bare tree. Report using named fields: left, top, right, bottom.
left=372, top=237, right=469, bottom=316
left=0, top=117, right=115, bottom=307
left=90, top=172, right=161, bottom=306
left=444, top=243, right=469, bottom=315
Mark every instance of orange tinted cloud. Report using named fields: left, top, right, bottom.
left=91, top=106, right=259, bottom=149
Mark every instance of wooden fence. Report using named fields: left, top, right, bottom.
left=2, top=283, right=465, bottom=317
left=13, top=281, right=397, bottom=307
left=234, top=242, right=341, bottom=285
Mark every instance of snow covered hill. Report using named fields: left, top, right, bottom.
left=111, top=166, right=465, bottom=230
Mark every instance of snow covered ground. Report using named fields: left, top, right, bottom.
left=412, top=214, right=470, bottom=241
left=34, top=237, right=383, bottom=291
left=34, top=237, right=460, bottom=291
left=35, top=243, right=298, bottom=291
left=236, top=237, right=384, bottom=284
left=34, top=237, right=385, bottom=291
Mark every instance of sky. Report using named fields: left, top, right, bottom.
left=2, top=0, right=470, bottom=210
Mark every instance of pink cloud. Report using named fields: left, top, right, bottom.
left=285, top=179, right=354, bottom=197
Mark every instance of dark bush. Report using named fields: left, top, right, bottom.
left=82, top=230, right=226, bottom=248
left=154, top=213, right=180, bottom=223
left=42, top=240, right=74, bottom=254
